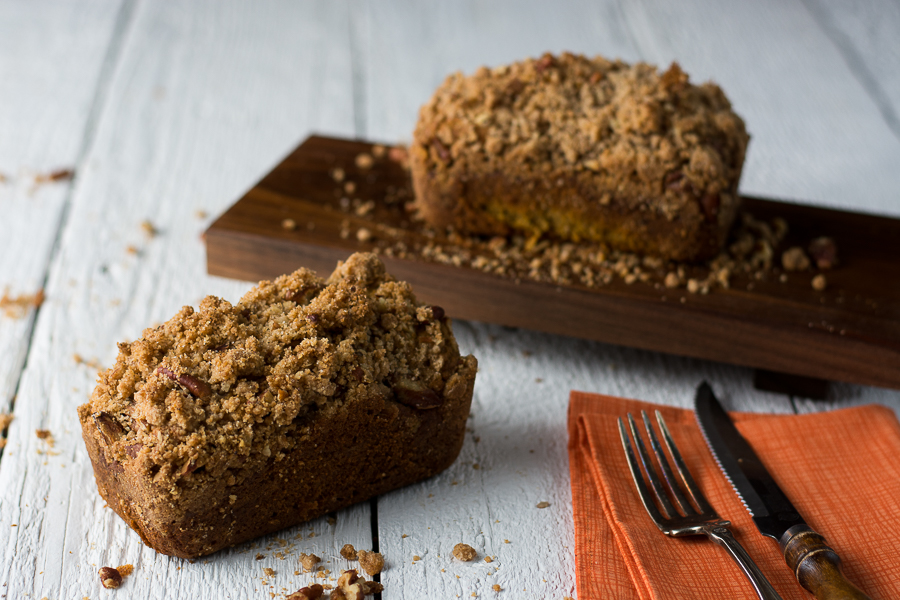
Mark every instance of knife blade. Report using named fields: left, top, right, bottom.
left=694, top=381, right=872, bottom=600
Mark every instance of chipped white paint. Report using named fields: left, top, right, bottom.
left=0, top=0, right=898, bottom=598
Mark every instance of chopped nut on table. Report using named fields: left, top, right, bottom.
left=330, top=569, right=382, bottom=599
left=453, top=543, right=477, bottom=561
left=287, top=583, right=324, bottom=600
left=98, top=566, right=122, bottom=589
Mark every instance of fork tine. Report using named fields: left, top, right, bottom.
left=617, top=417, right=667, bottom=525
left=626, top=413, right=678, bottom=519
left=654, top=411, right=714, bottom=515
left=641, top=411, right=695, bottom=516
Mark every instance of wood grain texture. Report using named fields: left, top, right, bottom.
left=2, top=0, right=899, bottom=597
left=206, top=135, right=900, bottom=389
left=0, top=0, right=124, bottom=456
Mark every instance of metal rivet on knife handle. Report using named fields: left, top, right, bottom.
left=780, top=525, right=872, bottom=600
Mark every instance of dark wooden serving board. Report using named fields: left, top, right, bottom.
left=205, top=135, right=900, bottom=390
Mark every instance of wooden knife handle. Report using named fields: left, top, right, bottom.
left=780, top=525, right=872, bottom=600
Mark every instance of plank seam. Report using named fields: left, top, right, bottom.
left=0, top=0, right=139, bottom=470
left=799, top=0, right=900, bottom=142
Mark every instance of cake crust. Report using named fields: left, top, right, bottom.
left=78, top=253, right=477, bottom=558
left=410, top=53, right=749, bottom=261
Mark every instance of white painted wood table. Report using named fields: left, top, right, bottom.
left=1, top=1, right=899, bottom=598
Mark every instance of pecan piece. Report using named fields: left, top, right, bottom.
left=99, top=566, right=122, bottom=589
left=357, top=549, right=384, bottom=576
left=394, top=379, right=442, bottom=410
left=808, top=236, right=838, bottom=269
left=288, top=584, right=324, bottom=600
left=330, top=570, right=365, bottom=600
left=432, top=139, right=451, bottom=164
left=700, top=193, right=720, bottom=221
left=93, top=412, right=125, bottom=444
left=156, top=366, right=212, bottom=398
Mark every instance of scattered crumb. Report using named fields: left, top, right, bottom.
left=412, top=554, right=421, bottom=562
left=782, top=247, right=810, bottom=271
left=256, top=553, right=265, bottom=560
left=0, top=414, right=12, bottom=432
left=35, top=430, right=54, bottom=447
left=140, top=220, right=157, bottom=238
left=299, top=553, right=320, bottom=572
left=503, top=540, right=510, bottom=544
left=356, top=227, right=373, bottom=243
left=452, top=543, right=476, bottom=562
left=492, top=584, right=502, bottom=592
left=125, top=244, right=139, bottom=255
left=371, top=145, right=387, bottom=159
left=194, top=210, right=208, bottom=219
left=536, top=501, right=550, bottom=509
left=401, top=534, right=408, bottom=538
left=355, top=153, right=374, bottom=170
left=282, top=218, right=298, bottom=231
left=73, top=354, right=104, bottom=370
left=331, top=167, right=346, bottom=182
left=472, top=463, right=480, bottom=470
left=34, top=168, right=75, bottom=184
left=0, top=289, right=45, bottom=319
left=357, top=550, right=384, bottom=576
left=812, top=274, right=827, bottom=291
left=0, top=439, right=6, bottom=449
left=344, top=181, right=356, bottom=194
left=340, top=543, right=358, bottom=560
left=263, top=567, right=275, bottom=577
left=484, top=556, right=492, bottom=563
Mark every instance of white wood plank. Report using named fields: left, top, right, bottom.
left=802, top=0, right=900, bottom=141
left=0, top=1, right=367, bottom=598
left=618, top=0, right=900, bottom=217
left=0, top=0, right=123, bottom=450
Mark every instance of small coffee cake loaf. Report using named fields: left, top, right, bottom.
left=78, top=253, right=477, bottom=558
left=410, top=53, right=749, bottom=261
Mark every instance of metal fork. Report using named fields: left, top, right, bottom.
left=619, top=411, right=783, bottom=600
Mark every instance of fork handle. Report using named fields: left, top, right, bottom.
left=780, top=525, right=873, bottom=600
left=703, top=522, right=785, bottom=600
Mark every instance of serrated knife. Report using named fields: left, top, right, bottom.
left=694, top=381, right=873, bottom=600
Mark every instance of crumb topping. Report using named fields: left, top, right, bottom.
left=413, top=52, right=748, bottom=215
left=79, top=253, right=467, bottom=493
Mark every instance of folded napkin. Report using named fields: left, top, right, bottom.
left=568, top=391, right=900, bottom=600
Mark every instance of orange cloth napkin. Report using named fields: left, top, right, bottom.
left=568, top=391, right=900, bottom=600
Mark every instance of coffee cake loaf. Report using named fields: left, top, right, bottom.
left=78, top=253, right=477, bottom=558
left=410, top=53, right=749, bottom=261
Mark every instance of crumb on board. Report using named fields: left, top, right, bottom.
left=536, top=501, right=551, bottom=509
left=0, top=414, right=12, bottom=432
left=492, top=584, right=502, bottom=592
left=263, top=567, right=275, bottom=577
left=355, top=153, right=374, bottom=170
left=452, top=543, right=476, bottom=561
left=282, top=218, right=297, bottom=230
left=256, top=553, right=265, bottom=561
left=812, top=274, right=827, bottom=291
left=782, top=246, right=810, bottom=271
